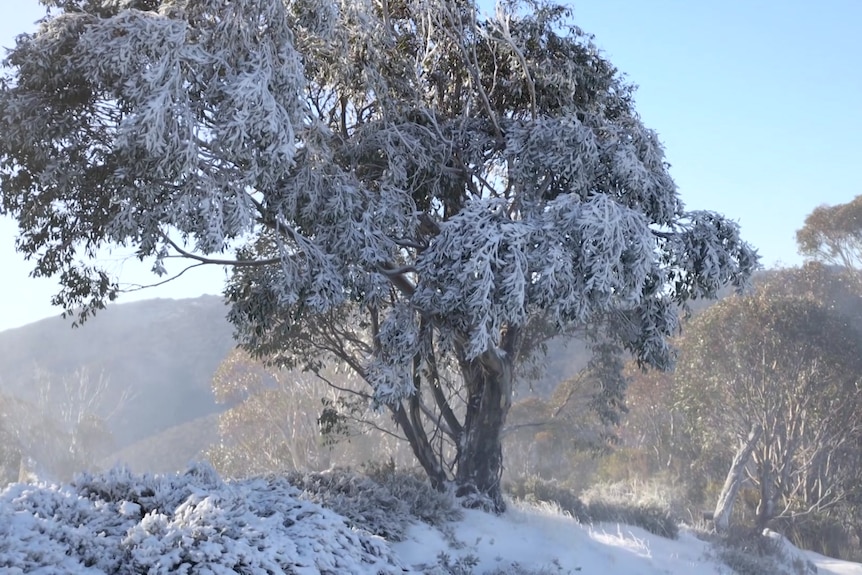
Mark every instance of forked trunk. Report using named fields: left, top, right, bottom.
left=390, top=328, right=518, bottom=513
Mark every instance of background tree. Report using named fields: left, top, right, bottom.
left=797, top=195, right=862, bottom=271
left=503, top=349, right=622, bottom=482
left=673, top=287, right=862, bottom=532
left=614, top=361, right=679, bottom=478
left=0, top=0, right=756, bottom=510
left=0, top=367, right=122, bottom=482
left=0, top=395, right=24, bottom=484
left=206, top=348, right=409, bottom=477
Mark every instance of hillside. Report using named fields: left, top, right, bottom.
left=102, top=413, right=221, bottom=474
left=0, top=294, right=595, bottom=464
left=0, top=296, right=235, bottom=447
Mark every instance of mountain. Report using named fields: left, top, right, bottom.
left=0, top=295, right=235, bottom=447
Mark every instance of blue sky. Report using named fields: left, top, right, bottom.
left=1, top=0, right=860, bottom=331
left=565, top=0, right=861, bottom=267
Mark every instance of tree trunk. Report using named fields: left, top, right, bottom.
left=714, top=424, right=763, bottom=533
left=454, top=349, right=513, bottom=513
left=756, top=466, right=776, bottom=530
left=388, top=402, right=448, bottom=489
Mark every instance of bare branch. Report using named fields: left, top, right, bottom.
left=120, top=262, right=213, bottom=292
left=164, top=236, right=281, bottom=267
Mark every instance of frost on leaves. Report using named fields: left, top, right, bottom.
left=1, top=0, right=758, bottom=502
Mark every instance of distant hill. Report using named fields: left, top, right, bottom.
left=0, top=295, right=236, bottom=447
left=103, top=412, right=221, bottom=474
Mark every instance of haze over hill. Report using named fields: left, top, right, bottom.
left=0, top=296, right=235, bottom=448
left=0, top=294, right=593, bottom=477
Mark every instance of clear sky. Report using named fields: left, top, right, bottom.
left=1, top=0, right=860, bottom=331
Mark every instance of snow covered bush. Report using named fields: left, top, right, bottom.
left=505, top=476, right=588, bottom=522
left=0, top=464, right=407, bottom=574
left=705, top=526, right=818, bottom=575
left=287, top=465, right=461, bottom=541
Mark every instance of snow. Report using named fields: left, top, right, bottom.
left=1, top=466, right=860, bottom=574
left=810, top=553, right=862, bottom=575
left=395, top=504, right=726, bottom=574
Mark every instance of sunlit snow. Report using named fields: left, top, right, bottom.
left=1, top=466, right=860, bottom=574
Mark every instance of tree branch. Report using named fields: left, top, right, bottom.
left=377, top=262, right=417, bottom=296
left=119, top=261, right=211, bottom=292
left=164, top=236, right=281, bottom=267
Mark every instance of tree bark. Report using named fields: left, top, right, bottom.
left=454, top=348, right=513, bottom=513
left=714, top=424, right=763, bottom=533
left=756, top=463, right=777, bottom=530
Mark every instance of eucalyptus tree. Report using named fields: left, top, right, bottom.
left=797, top=195, right=862, bottom=271
left=675, top=290, right=862, bottom=531
left=207, top=347, right=408, bottom=477
left=0, top=0, right=756, bottom=510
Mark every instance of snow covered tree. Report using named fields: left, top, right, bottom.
left=0, top=0, right=756, bottom=510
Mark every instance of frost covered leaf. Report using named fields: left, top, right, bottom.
left=0, top=0, right=757, bottom=366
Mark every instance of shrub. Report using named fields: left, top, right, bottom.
left=0, top=464, right=408, bottom=574
left=286, top=463, right=461, bottom=541
left=580, top=481, right=679, bottom=539
left=505, top=476, right=588, bottom=521
left=484, top=558, right=571, bottom=575
left=703, top=526, right=818, bottom=575
left=506, top=476, right=679, bottom=539
left=772, top=512, right=854, bottom=560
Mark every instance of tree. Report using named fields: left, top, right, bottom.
left=207, top=348, right=408, bottom=477
left=674, top=287, right=862, bottom=531
left=0, top=395, right=24, bottom=484
left=503, top=348, right=623, bottom=482
left=797, top=195, right=862, bottom=270
left=0, top=0, right=756, bottom=510
left=616, top=360, right=679, bottom=476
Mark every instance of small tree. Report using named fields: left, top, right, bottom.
left=0, top=0, right=756, bottom=509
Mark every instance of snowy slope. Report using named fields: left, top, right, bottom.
left=395, top=502, right=862, bottom=575
left=1, top=466, right=860, bottom=575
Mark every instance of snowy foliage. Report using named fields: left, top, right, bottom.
left=0, top=463, right=407, bottom=574
left=0, top=0, right=758, bottom=500
left=286, top=466, right=461, bottom=541
left=0, top=0, right=757, bottom=371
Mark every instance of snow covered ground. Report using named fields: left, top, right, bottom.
left=395, top=502, right=862, bottom=575
left=1, top=466, right=860, bottom=574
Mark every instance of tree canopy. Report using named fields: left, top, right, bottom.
left=0, top=0, right=757, bottom=509
left=797, top=195, right=862, bottom=270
